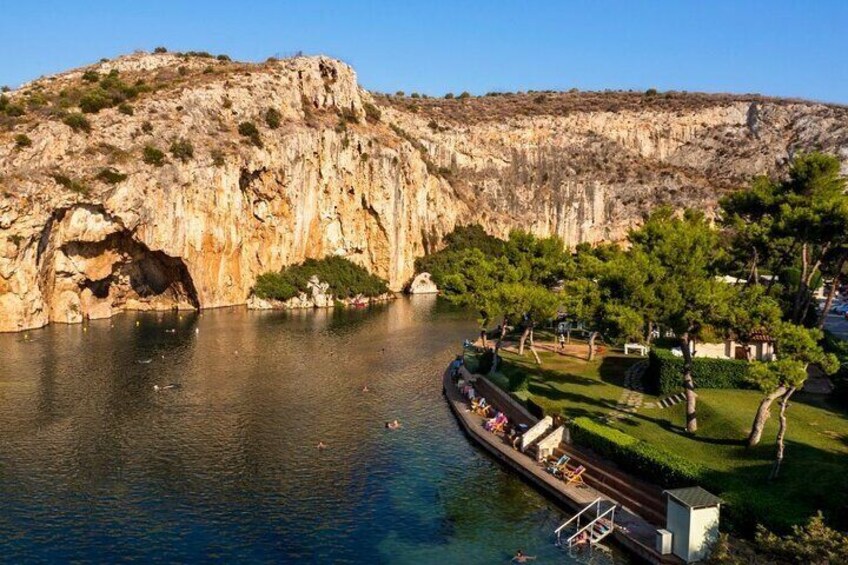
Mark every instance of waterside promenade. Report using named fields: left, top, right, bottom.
left=443, top=364, right=684, bottom=565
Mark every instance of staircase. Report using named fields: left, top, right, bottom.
left=657, top=391, right=687, bottom=409
left=555, top=497, right=617, bottom=548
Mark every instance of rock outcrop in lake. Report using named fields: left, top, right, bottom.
left=1, top=51, right=846, bottom=331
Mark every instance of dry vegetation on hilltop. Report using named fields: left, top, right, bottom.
left=377, top=89, right=840, bottom=124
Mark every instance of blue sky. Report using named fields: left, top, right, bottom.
left=1, top=1, right=846, bottom=103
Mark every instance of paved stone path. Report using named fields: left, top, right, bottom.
left=605, top=360, right=648, bottom=422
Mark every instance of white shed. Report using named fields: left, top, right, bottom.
left=663, top=487, right=723, bottom=563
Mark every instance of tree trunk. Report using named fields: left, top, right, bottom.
left=747, top=247, right=759, bottom=285
left=518, top=326, right=531, bottom=356
left=769, top=387, right=796, bottom=480
left=480, top=329, right=488, bottom=349
left=646, top=321, right=654, bottom=345
left=766, top=243, right=799, bottom=296
left=566, top=325, right=571, bottom=344
left=588, top=331, right=598, bottom=361
left=680, top=334, right=698, bottom=434
left=747, top=385, right=788, bottom=447
left=817, top=256, right=845, bottom=330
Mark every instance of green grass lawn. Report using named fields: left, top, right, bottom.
left=476, top=344, right=848, bottom=533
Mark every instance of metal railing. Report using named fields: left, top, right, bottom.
left=554, top=497, right=617, bottom=548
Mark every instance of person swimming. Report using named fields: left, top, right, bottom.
left=317, top=441, right=327, bottom=450
left=386, top=419, right=401, bottom=430
left=362, top=385, right=369, bottom=392
left=153, top=384, right=181, bottom=392
left=512, top=549, right=536, bottom=562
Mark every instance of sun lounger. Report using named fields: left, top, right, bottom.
left=562, top=465, right=586, bottom=487
left=545, top=454, right=571, bottom=476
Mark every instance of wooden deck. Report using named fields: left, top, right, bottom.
left=444, top=366, right=683, bottom=565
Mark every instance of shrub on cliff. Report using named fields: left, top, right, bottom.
left=62, top=112, right=91, bottom=133
left=52, top=173, right=91, bottom=197
left=142, top=145, right=166, bottom=166
left=237, top=121, right=263, bottom=148
left=264, top=108, right=281, bottom=129
left=95, top=167, right=127, bottom=184
left=363, top=102, right=381, bottom=123
left=253, top=256, right=389, bottom=302
left=169, top=138, right=194, bottom=162
left=14, top=134, right=32, bottom=149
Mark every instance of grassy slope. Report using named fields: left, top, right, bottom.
left=485, top=343, right=848, bottom=533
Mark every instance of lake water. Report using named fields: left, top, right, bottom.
left=0, top=297, right=626, bottom=564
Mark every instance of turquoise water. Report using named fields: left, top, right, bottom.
left=0, top=297, right=626, bottom=564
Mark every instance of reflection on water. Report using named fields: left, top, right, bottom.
left=0, top=297, right=626, bottom=564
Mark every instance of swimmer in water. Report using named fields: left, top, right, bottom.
left=386, top=419, right=402, bottom=430
left=317, top=441, right=327, bottom=450
left=362, top=385, right=369, bottom=392
left=512, top=549, right=536, bottom=562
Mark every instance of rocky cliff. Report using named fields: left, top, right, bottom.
left=1, top=51, right=846, bottom=331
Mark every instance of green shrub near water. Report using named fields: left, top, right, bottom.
left=570, top=416, right=702, bottom=488
left=253, top=256, right=389, bottom=302
left=644, top=347, right=751, bottom=395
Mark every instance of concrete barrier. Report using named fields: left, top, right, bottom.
left=520, top=416, right=553, bottom=452
left=536, top=426, right=566, bottom=461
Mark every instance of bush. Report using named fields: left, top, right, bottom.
left=118, top=103, right=134, bottom=116
left=14, top=134, right=32, bottom=149
left=52, top=174, right=90, bottom=197
left=81, top=70, right=100, bottom=83
left=95, top=167, right=127, bottom=184
left=153, top=46, right=168, bottom=54
left=211, top=149, right=226, bottom=167
left=5, top=104, right=25, bottom=117
left=458, top=91, right=471, bottom=99
left=142, top=145, right=166, bottom=166
left=169, top=138, right=194, bottom=162
left=478, top=348, right=496, bottom=375
left=339, top=107, right=359, bottom=124
left=79, top=89, right=112, bottom=113
left=216, top=54, right=231, bottom=62
left=264, top=108, right=281, bottom=129
left=237, top=121, right=263, bottom=147
left=570, top=417, right=702, bottom=487
left=645, top=88, right=658, bottom=97
left=644, top=347, right=752, bottom=395
left=363, top=102, right=381, bottom=123
left=62, top=113, right=91, bottom=133
left=444, top=92, right=454, bottom=99
left=141, top=121, right=153, bottom=134
left=253, top=256, right=389, bottom=302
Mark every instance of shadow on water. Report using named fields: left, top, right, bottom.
left=0, top=298, right=628, bottom=564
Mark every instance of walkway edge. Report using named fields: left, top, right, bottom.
left=442, top=365, right=681, bottom=565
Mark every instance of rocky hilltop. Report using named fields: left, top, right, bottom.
left=1, top=51, right=846, bottom=331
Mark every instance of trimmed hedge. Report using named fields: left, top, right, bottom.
left=645, top=347, right=751, bottom=395
left=570, top=417, right=701, bottom=488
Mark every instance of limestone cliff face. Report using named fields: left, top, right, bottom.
left=1, top=52, right=846, bottom=331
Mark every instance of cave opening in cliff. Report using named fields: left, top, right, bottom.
left=58, top=232, right=200, bottom=314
